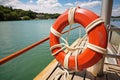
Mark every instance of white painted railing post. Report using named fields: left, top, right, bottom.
left=87, top=0, right=113, bottom=76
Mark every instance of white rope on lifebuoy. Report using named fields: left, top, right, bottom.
left=68, top=7, right=76, bottom=25
left=50, top=7, right=107, bottom=79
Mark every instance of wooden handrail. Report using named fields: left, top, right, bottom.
left=0, top=26, right=80, bottom=65
left=0, top=37, right=49, bottom=65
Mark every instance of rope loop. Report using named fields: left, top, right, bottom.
left=68, top=7, right=76, bottom=25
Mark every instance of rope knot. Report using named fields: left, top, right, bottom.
left=66, top=45, right=76, bottom=52
left=54, top=69, right=70, bottom=80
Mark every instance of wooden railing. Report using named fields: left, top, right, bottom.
left=0, top=26, right=80, bottom=65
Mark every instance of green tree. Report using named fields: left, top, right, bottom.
left=0, top=11, right=4, bottom=21
left=26, top=10, right=36, bottom=19
left=11, top=12, right=19, bottom=20
left=9, top=6, right=13, bottom=11
left=23, top=16, right=30, bottom=20
left=19, top=10, right=27, bottom=17
left=3, top=8, right=11, bottom=13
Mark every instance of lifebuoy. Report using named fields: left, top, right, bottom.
left=50, top=8, right=107, bottom=71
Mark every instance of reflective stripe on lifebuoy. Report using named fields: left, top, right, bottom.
left=50, top=8, right=108, bottom=71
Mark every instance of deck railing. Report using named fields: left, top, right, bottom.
left=108, top=25, right=120, bottom=31
left=0, top=26, right=80, bottom=65
left=110, top=25, right=120, bottom=50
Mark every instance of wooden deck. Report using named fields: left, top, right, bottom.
left=34, top=59, right=120, bottom=80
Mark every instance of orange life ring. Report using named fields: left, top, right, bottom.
left=50, top=8, right=108, bottom=71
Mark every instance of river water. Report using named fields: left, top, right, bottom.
left=0, top=20, right=119, bottom=80
left=0, top=20, right=55, bottom=80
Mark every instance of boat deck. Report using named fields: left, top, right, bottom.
left=34, top=37, right=120, bottom=80
left=34, top=59, right=120, bottom=80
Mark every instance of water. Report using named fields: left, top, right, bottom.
left=0, top=20, right=55, bottom=80
left=0, top=20, right=119, bottom=80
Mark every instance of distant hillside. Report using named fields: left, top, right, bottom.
left=0, top=5, right=119, bottom=21
left=0, top=5, right=60, bottom=21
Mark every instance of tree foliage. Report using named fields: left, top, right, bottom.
left=23, top=16, right=30, bottom=20
left=0, top=5, right=60, bottom=21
